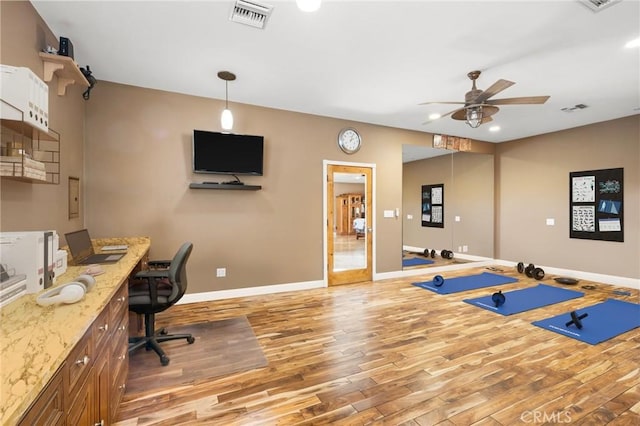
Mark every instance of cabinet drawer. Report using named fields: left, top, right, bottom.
left=66, top=328, right=93, bottom=396
left=111, top=313, right=129, bottom=382
left=92, top=305, right=111, bottom=352
left=17, top=364, right=65, bottom=426
left=110, top=358, right=129, bottom=422
left=66, top=369, right=93, bottom=426
left=109, top=283, right=128, bottom=321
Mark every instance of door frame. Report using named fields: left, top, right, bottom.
left=323, top=159, right=376, bottom=286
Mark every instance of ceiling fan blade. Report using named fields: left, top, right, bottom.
left=480, top=115, right=493, bottom=124
left=487, top=96, right=550, bottom=105
left=419, top=101, right=466, bottom=105
left=422, top=106, right=463, bottom=125
left=471, top=79, right=515, bottom=104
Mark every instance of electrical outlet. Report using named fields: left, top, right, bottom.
left=216, top=268, right=226, bottom=277
left=463, top=245, right=468, bottom=253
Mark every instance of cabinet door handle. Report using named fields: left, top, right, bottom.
left=94, top=420, right=104, bottom=426
left=75, top=355, right=90, bottom=366
left=98, top=323, right=109, bottom=332
left=117, top=296, right=126, bottom=303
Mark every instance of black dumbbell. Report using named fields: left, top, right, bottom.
left=441, top=249, right=454, bottom=259
left=423, top=248, right=430, bottom=257
left=532, top=267, right=545, bottom=280
left=517, top=262, right=525, bottom=274
left=430, top=249, right=436, bottom=258
left=524, top=263, right=535, bottom=277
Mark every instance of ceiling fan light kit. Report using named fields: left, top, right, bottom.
left=421, top=70, right=550, bottom=128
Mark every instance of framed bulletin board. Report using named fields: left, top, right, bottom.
left=421, top=183, right=444, bottom=228
left=570, top=168, right=623, bottom=242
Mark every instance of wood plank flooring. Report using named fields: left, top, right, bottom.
left=115, top=266, right=640, bottom=425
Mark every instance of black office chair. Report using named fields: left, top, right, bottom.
left=128, top=242, right=195, bottom=366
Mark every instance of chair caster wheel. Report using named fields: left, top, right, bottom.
left=187, top=336, right=195, bottom=344
left=160, top=355, right=170, bottom=366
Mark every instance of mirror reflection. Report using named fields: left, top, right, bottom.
left=402, top=145, right=494, bottom=270
left=333, top=172, right=366, bottom=271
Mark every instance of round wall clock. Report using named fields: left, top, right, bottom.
left=337, top=128, right=362, bottom=154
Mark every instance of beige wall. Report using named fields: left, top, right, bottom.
left=495, top=115, right=639, bottom=279
left=83, top=81, right=431, bottom=293
left=0, top=1, right=85, bottom=235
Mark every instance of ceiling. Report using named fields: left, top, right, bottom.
left=32, top=0, right=639, bottom=161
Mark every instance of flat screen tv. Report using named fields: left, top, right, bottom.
left=192, top=130, right=264, bottom=176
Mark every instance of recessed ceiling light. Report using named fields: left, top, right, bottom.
left=429, top=113, right=441, bottom=120
left=489, top=126, right=500, bottom=132
left=625, top=37, right=640, bottom=48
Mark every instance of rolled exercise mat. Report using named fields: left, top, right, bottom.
left=402, top=257, right=435, bottom=267
left=463, top=284, right=584, bottom=316
left=532, top=298, right=640, bottom=345
left=412, top=272, right=518, bottom=295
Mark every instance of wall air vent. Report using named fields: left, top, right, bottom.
left=230, top=0, right=273, bottom=29
left=579, top=0, right=622, bottom=12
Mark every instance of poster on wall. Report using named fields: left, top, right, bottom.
left=422, top=184, right=444, bottom=228
left=570, top=168, right=623, bottom=242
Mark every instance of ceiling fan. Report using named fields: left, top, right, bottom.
left=421, top=70, right=550, bottom=128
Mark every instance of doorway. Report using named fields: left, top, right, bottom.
left=325, top=162, right=374, bottom=286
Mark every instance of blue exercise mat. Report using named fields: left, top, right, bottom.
left=532, top=299, right=640, bottom=345
left=412, top=272, right=518, bottom=294
left=463, top=284, right=584, bottom=316
left=403, top=257, right=434, bottom=267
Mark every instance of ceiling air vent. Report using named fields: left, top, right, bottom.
left=579, top=0, right=622, bottom=12
left=230, top=0, right=273, bottom=29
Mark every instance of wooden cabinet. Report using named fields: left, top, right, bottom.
left=335, top=193, right=364, bottom=235
left=17, top=281, right=130, bottom=426
left=15, top=366, right=65, bottom=426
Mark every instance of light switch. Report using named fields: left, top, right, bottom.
left=546, top=218, right=555, bottom=226
left=383, top=210, right=394, bottom=218
left=455, top=216, right=461, bottom=222
left=407, top=214, right=413, bottom=220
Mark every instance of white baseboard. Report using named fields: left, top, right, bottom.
left=177, top=279, right=326, bottom=304
left=179, top=258, right=639, bottom=304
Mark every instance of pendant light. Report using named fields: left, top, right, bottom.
left=218, top=71, right=236, bottom=131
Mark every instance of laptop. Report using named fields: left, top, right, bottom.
left=65, top=229, right=126, bottom=265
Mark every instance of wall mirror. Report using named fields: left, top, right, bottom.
left=402, top=145, right=494, bottom=270
left=332, top=172, right=367, bottom=272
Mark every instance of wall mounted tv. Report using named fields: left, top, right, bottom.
left=192, top=130, right=264, bottom=176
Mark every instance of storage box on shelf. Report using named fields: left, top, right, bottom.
left=0, top=100, right=60, bottom=184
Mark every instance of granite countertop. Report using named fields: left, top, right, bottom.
left=0, top=236, right=150, bottom=425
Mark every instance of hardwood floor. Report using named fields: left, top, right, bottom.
left=115, top=266, right=640, bottom=425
